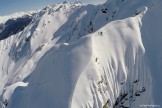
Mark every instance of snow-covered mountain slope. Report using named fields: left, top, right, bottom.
left=0, top=10, right=39, bottom=24
left=0, top=0, right=161, bottom=108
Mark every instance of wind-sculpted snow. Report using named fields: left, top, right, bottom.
left=7, top=10, right=152, bottom=108
left=0, top=0, right=161, bottom=108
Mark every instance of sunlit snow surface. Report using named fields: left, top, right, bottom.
left=0, top=0, right=162, bottom=108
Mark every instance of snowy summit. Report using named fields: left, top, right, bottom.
left=0, top=0, right=162, bottom=108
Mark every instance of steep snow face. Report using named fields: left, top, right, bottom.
left=140, top=0, right=162, bottom=105
left=0, top=0, right=161, bottom=108
left=8, top=14, right=152, bottom=108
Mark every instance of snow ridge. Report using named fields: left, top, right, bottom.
left=0, top=0, right=161, bottom=108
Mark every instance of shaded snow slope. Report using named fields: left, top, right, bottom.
left=0, top=15, right=33, bottom=40
left=0, top=0, right=161, bottom=108
left=140, top=0, right=162, bottom=105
